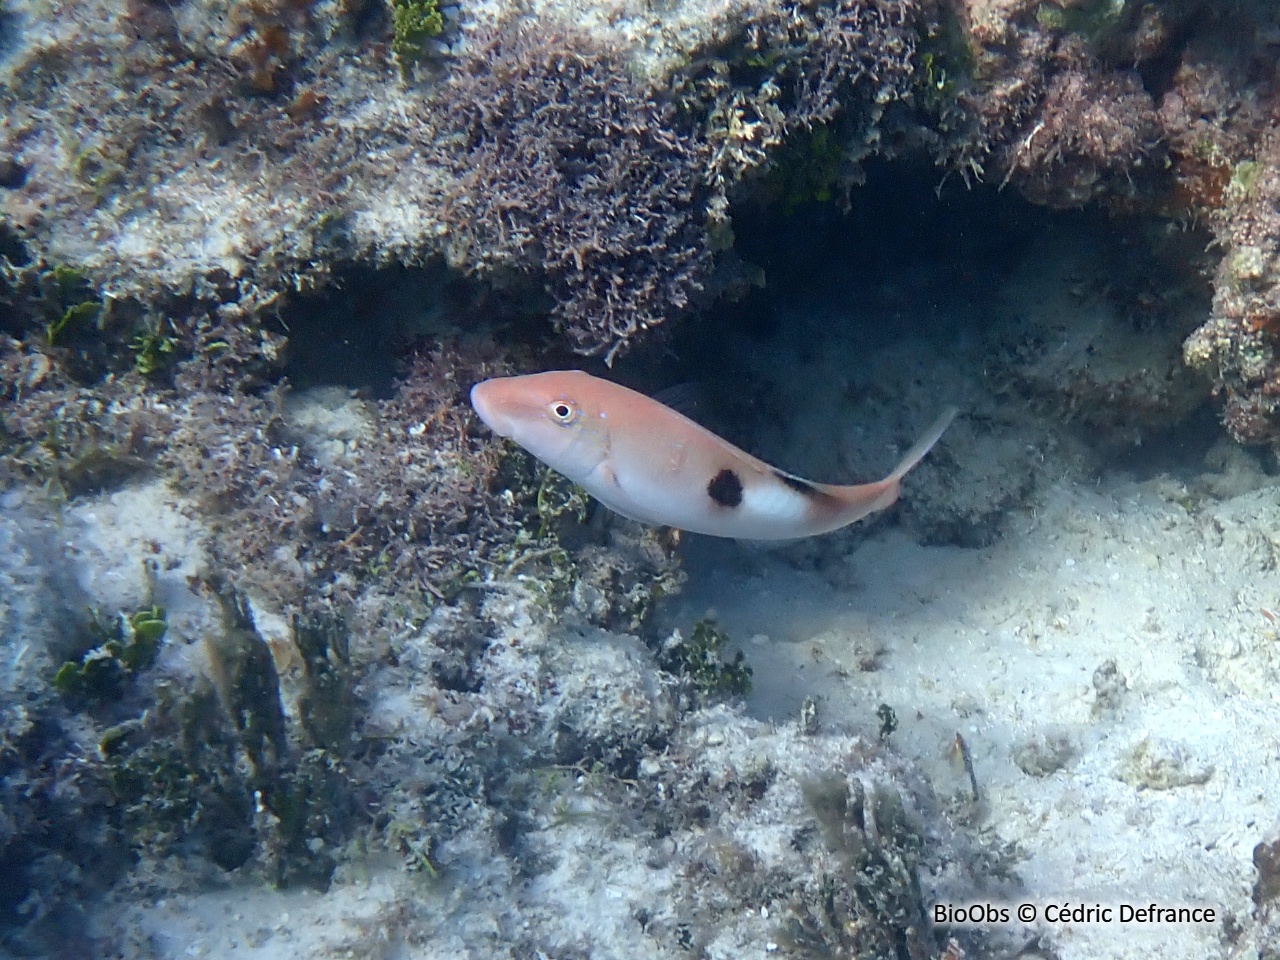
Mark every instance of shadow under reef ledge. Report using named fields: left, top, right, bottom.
left=604, top=153, right=1224, bottom=561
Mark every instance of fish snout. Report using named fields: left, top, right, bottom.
left=470, top=379, right=516, bottom=438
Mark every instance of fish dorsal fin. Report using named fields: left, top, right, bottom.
left=651, top=382, right=706, bottom=422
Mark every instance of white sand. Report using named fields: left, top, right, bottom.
left=663, top=467, right=1280, bottom=959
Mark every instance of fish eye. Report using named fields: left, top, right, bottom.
left=549, top=400, right=578, bottom=424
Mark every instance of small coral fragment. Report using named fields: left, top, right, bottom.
left=1114, top=737, right=1213, bottom=791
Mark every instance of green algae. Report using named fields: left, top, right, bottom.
left=53, top=604, right=166, bottom=700
left=391, top=0, right=444, bottom=73
left=658, top=619, right=752, bottom=698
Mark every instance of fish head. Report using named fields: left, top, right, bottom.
left=470, top=371, right=611, bottom=481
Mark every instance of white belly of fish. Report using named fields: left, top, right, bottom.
left=584, top=459, right=816, bottom=540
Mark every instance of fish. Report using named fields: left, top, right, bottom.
left=470, top=370, right=956, bottom=541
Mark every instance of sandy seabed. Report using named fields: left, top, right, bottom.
left=665, top=466, right=1280, bottom=960
left=75, top=457, right=1280, bottom=960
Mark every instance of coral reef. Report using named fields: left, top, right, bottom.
left=24, top=456, right=1041, bottom=957
left=1183, top=127, right=1280, bottom=445
left=940, top=0, right=1280, bottom=444
left=102, top=682, right=1007, bottom=959
left=1, top=0, right=381, bottom=307
left=0, top=0, right=935, bottom=360
left=9, top=0, right=1280, bottom=955
left=0, top=312, right=685, bottom=955
left=2, top=0, right=1280, bottom=428
left=1, top=322, right=684, bottom=616
left=686, top=0, right=933, bottom=194
left=0, top=413, right=1008, bottom=958
left=429, top=22, right=714, bottom=359
left=942, top=5, right=1163, bottom=209
left=0, top=500, right=360, bottom=953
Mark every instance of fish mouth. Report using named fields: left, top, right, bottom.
left=469, top=380, right=514, bottom=438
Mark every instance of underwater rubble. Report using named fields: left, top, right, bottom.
left=0, top=475, right=1020, bottom=959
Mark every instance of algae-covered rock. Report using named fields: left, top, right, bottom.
left=657, top=619, right=753, bottom=701
left=206, top=585, right=288, bottom=781
left=102, top=679, right=258, bottom=871
left=52, top=604, right=165, bottom=702
left=293, top=608, right=355, bottom=753
left=1184, top=128, right=1280, bottom=446
left=779, top=776, right=930, bottom=959
left=1011, top=729, right=1076, bottom=778
left=0, top=0, right=935, bottom=360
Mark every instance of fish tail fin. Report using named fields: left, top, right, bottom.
left=888, top=407, right=957, bottom=483
left=802, top=407, right=959, bottom=535
left=863, top=407, right=957, bottom=513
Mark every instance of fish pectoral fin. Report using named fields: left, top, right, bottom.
left=599, top=463, right=623, bottom=490
left=587, top=463, right=652, bottom=526
left=650, top=382, right=706, bottom=420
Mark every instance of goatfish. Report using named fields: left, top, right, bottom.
left=470, top=370, right=956, bottom=541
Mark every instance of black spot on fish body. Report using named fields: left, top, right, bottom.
left=773, top=470, right=818, bottom=497
left=707, top=468, right=743, bottom=508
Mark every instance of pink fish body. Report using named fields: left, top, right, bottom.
left=470, top=370, right=955, bottom=541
